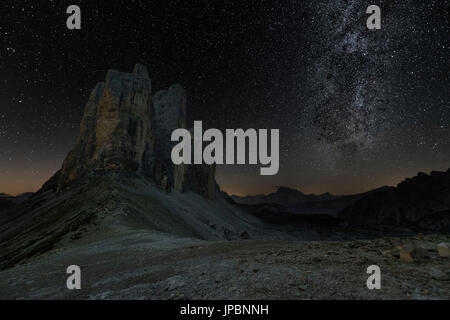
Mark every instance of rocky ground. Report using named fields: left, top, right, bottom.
left=0, top=231, right=448, bottom=300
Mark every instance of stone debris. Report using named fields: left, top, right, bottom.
left=394, top=240, right=450, bottom=263
left=398, top=243, right=431, bottom=262
left=429, top=267, right=448, bottom=281
left=399, top=244, right=415, bottom=262
left=1, top=234, right=449, bottom=299
left=412, top=243, right=431, bottom=260
left=437, top=243, right=449, bottom=258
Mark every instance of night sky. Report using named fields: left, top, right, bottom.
left=1, top=0, right=449, bottom=196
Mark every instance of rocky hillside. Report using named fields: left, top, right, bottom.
left=0, top=64, right=272, bottom=271
left=339, top=170, right=450, bottom=232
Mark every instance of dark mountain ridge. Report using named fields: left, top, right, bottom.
left=0, top=193, right=33, bottom=212
left=0, top=192, right=33, bottom=204
left=232, top=170, right=450, bottom=232
left=0, top=198, right=14, bottom=211
left=232, top=186, right=335, bottom=206
left=339, top=169, right=450, bottom=232
left=231, top=185, right=389, bottom=216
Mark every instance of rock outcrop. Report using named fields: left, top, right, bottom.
left=149, top=84, right=186, bottom=192
left=339, top=170, right=450, bottom=231
left=40, top=64, right=216, bottom=199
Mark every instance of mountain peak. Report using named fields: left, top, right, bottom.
left=39, top=65, right=216, bottom=199
left=274, top=186, right=305, bottom=196
left=133, top=63, right=150, bottom=79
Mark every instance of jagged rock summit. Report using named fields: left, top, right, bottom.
left=0, top=64, right=269, bottom=271
left=41, top=64, right=215, bottom=199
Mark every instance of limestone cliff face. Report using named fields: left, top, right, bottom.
left=40, top=64, right=216, bottom=199
left=148, top=84, right=187, bottom=192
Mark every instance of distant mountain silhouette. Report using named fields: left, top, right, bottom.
left=232, top=171, right=450, bottom=232
left=0, top=193, right=33, bottom=211
left=339, top=169, right=450, bottom=232
left=231, top=186, right=389, bottom=216
left=0, top=193, right=33, bottom=204
left=232, top=187, right=335, bottom=205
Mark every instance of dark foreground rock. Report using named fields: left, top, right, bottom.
left=0, top=233, right=448, bottom=300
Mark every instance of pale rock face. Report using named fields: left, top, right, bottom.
left=153, top=84, right=186, bottom=133
left=171, top=127, right=217, bottom=200
left=94, top=67, right=153, bottom=170
left=149, top=84, right=187, bottom=191
left=41, top=64, right=153, bottom=192
left=40, top=64, right=216, bottom=199
left=148, top=85, right=216, bottom=199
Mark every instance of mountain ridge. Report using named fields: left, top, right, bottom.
left=231, top=185, right=390, bottom=216
left=231, top=170, right=450, bottom=232
left=339, top=169, right=450, bottom=231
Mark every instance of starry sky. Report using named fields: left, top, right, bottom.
left=1, top=0, right=449, bottom=196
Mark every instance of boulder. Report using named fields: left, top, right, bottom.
left=398, top=243, right=430, bottom=262
left=437, top=243, right=449, bottom=258
left=399, top=244, right=414, bottom=262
